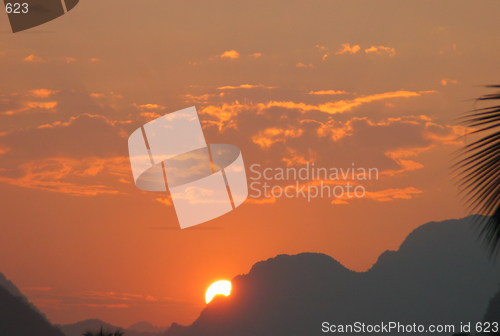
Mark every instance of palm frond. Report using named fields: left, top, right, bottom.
left=454, top=85, right=500, bottom=255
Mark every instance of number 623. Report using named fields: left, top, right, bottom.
left=5, top=2, right=29, bottom=14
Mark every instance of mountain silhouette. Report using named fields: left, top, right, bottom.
left=0, top=273, right=25, bottom=298
left=1, top=216, right=498, bottom=336
left=128, top=321, right=167, bottom=334
left=164, top=216, right=500, bottom=336
left=0, top=274, right=64, bottom=336
left=59, top=319, right=162, bottom=336
left=58, top=319, right=123, bottom=336
left=0, top=277, right=158, bottom=336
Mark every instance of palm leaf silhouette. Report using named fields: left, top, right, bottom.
left=455, top=85, right=500, bottom=255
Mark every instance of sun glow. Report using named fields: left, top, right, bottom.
left=205, top=280, right=232, bottom=304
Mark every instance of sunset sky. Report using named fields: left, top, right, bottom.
left=1, top=0, right=499, bottom=328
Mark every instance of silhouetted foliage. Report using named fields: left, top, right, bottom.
left=82, top=328, right=124, bottom=336
left=455, top=85, right=500, bottom=255
left=482, top=285, right=500, bottom=335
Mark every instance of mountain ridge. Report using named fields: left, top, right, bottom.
left=0, top=277, right=64, bottom=336
left=164, top=216, right=500, bottom=336
left=58, top=319, right=163, bottom=336
left=2, top=216, right=498, bottom=336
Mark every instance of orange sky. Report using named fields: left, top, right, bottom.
left=0, top=0, right=499, bottom=328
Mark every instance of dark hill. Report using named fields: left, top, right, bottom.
left=0, top=277, right=64, bottom=336
left=166, top=216, right=500, bottom=336
left=58, top=319, right=123, bottom=336
left=59, top=319, right=162, bottom=336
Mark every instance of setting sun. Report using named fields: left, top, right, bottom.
left=205, top=280, right=232, bottom=304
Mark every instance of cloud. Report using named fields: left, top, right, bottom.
left=250, top=52, right=263, bottom=58
left=23, top=54, right=45, bottom=63
left=29, top=289, right=187, bottom=311
left=81, top=91, right=127, bottom=113
left=29, top=89, right=58, bottom=98
left=423, top=124, right=464, bottom=146
left=334, top=44, right=396, bottom=57
left=82, top=290, right=161, bottom=303
left=197, top=97, right=460, bottom=199
left=382, top=147, right=428, bottom=177
left=217, top=84, right=276, bottom=90
left=0, top=157, right=130, bottom=196
left=89, top=91, right=124, bottom=101
left=219, top=50, right=240, bottom=59
left=199, top=102, right=247, bottom=131
left=252, top=127, right=304, bottom=149
left=315, top=45, right=329, bottom=51
left=440, top=78, right=459, bottom=86
left=308, top=118, right=351, bottom=141
left=193, top=89, right=444, bottom=165
left=248, top=176, right=422, bottom=205
left=260, top=90, right=436, bottom=115
left=245, top=197, right=277, bottom=204
left=2, top=100, right=58, bottom=116
left=295, top=62, right=314, bottom=68
left=0, top=112, right=143, bottom=195
left=24, top=101, right=58, bottom=109
left=0, top=87, right=455, bottom=203
left=135, top=103, right=166, bottom=110
left=156, top=197, right=173, bottom=206
left=36, top=113, right=127, bottom=129
left=0, top=145, right=10, bottom=155
left=183, top=93, right=223, bottom=104
left=363, top=187, right=423, bottom=202
left=139, top=112, right=161, bottom=120
left=281, top=148, right=317, bottom=166
left=365, top=45, right=396, bottom=57
left=134, top=103, right=167, bottom=119
left=22, top=287, right=53, bottom=292
left=308, top=90, right=349, bottom=96
left=335, top=43, right=361, bottom=55
left=0, top=88, right=121, bottom=117
left=0, top=113, right=132, bottom=160
left=79, top=303, right=130, bottom=309
left=188, top=89, right=436, bottom=139
left=314, top=44, right=331, bottom=61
